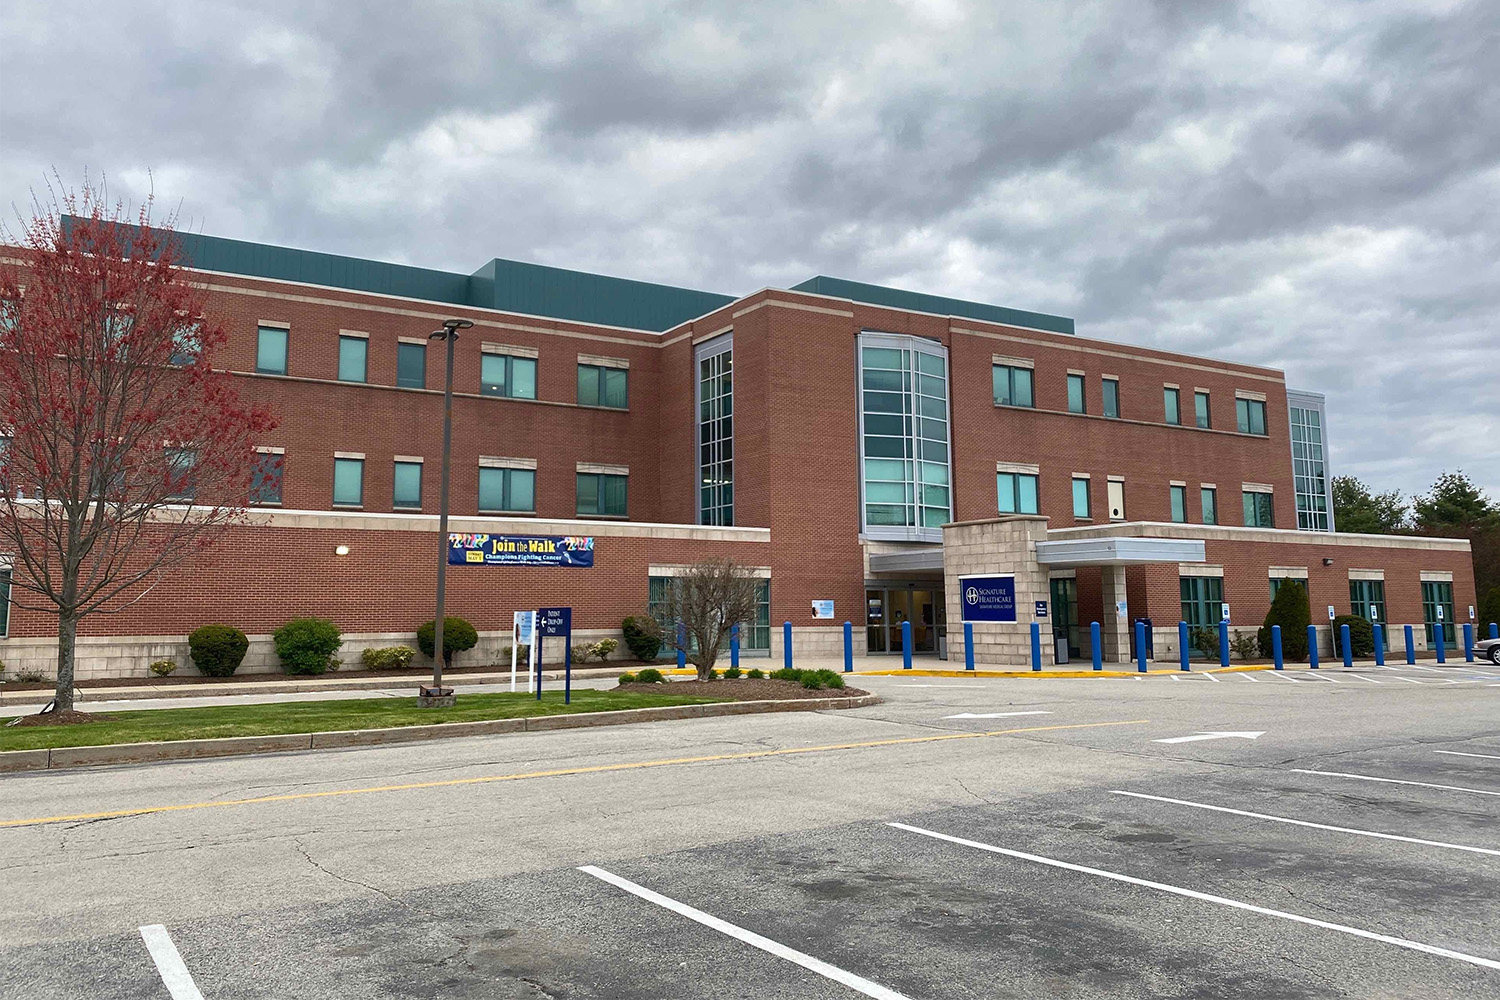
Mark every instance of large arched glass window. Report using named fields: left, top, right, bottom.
left=858, top=332, right=950, bottom=542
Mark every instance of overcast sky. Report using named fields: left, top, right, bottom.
left=3, top=0, right=1496, bottom=499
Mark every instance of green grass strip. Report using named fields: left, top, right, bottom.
left=0, top=689, right=724, bottom=752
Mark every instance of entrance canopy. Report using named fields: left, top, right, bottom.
left=1034, top=536, right=1205, bottom=567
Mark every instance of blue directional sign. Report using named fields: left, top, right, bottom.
left=959, top=575, right=1018, bottom=623
left=1034, top=601, right=1049, bottom=619
left=538, top=607, right=572, bottom=637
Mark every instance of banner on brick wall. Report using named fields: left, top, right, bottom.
left=448, top=534, right=595, bottom=567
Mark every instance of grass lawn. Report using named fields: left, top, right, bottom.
left=0, top=689, right=726, bottom=752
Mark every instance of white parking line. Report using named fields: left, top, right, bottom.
left=887, top=823, right=1500, bottom=972
left=1390, top=675, right=1425, bottom=685
left=139, top=925, right=205, bottom=1000
left=1347, top=673, right=1382, bottom=684
left=1290, top=770, right=1500, bottom=798
left=1109, top=790, right=1500, bottom=857
left=1239, top=673, right=1259, bottom=682
left=1434, top=750, right=1500, bottom=762
left=1201, top=671, right=1221, bottom=683
left=578, top=866, right=911, bottom=999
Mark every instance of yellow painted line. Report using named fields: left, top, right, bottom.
left=0, top=719, right=1148, bottom=830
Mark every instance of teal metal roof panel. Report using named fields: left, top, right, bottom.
left=471, top=259, right=734, bottom=332
left=791, top=275, right=1074, bottom=335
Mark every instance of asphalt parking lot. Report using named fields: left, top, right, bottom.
left=2, top=661, right=1497, bottom=998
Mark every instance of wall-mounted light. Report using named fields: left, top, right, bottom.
left=335, top=545, right=351, bottom=556
left=1322, top=557, right=1333, bottom=566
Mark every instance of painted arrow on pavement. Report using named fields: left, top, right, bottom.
left=943, top=711, right=1053, bottom=720
left=1153, top=731, right=1265, bottom=744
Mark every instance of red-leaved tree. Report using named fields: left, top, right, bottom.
left=0, top=183, right=277, bottom=712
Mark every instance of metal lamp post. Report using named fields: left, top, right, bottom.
left=420, top=317, right=473, bottom=706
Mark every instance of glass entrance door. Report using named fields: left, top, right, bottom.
left=1050, top=577, right=1080, bottom=658
left=866, top=586, right=943, bottom=654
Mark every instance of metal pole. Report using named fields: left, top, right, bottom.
left=431, top=330, right=457, bottom=695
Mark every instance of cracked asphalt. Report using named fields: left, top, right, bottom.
left=2, top=663, right=1498, bottom=998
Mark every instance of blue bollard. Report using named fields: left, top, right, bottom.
left=1340, top=624, right=1352, bottom=667
left=1031, top=622, right=1042, bottom=671
left=843, top=621, right=853, bottom=673
left=1373, top=623, right=1385, bottom=666
left=1435, top=622, right=1446, bottom=664
left=1463, top=623, right=1474, bottom=662
left=1307, top=624, right=1319, bottom=669
left=1134, top=620, right=1147, bottom=673
left=1178, top=621, right=1190, bottom=672
left=730, top=624, right=740, bottom=671
left=784, top=621, right=793, bottom=670
left=964, top=622, right=975, bottom=671
left=1091, top=621, right=1102, bottom=671
left=1272, top=625, right=1283, bottom=669
left=1490, top=622, right=1498, bottom=640
left=902, top=620, right=913, bottom=670
left=1218, top=620, right=1229, bottom=668
left=1404, top=624, right=1415, bottom=664
left=678, top=622, right=687, bottom=672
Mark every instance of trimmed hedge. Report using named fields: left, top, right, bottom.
left=1258, top=581, right=1311, bottom=661
left=622, top=616, right=663, bottom=661
left=634, top=667, right=666, bottom=684
left=360, top=646, right=416, bottom=671
left=274, top=618, right=342, bottom=676
left=417, top=617, right=479, bottom=666
left=188, top=625, right=249, bottom=678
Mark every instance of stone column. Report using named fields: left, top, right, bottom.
left=1101, top=564, right=1131, bottom=663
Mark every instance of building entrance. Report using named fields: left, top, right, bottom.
left=866, top=585, right=945, bottom=654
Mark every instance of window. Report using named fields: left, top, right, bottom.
left=337, top=335, right=368, bottom=383
left=860, top=336, right=950, bottom=539
left=997, top=472, right=1040, bottom=515
left=250, top=451, right=283, bottom=504
left=1350, top=579, right=1386, bottom=624
left=396, top=342, right=426, bottom=389
left=1201, top=487, right=1218, bottom=525
left=332, top=457, right=364, bottom=506
left=256, top=326, right=288, bottom=375
left=1102, top=378, right=1119, bottom=418
left=992, top=364, right=1034, bottom=407
left=1421, top=580, right=1456, bottom=647
left=578, top=363, right=627, bottom=408
left=0, top=566, right=10, bottom=637
left=1181, top=576, right=1225, bottom=628
left=1072, top=477, right=1091, bottom=519
left=393, top=461, right=422, bottom=509
left=1107, top=480, right=1126, bottom=520
left=1237, top=397, right=1268, bottom=435
left=650, top=576, right=771, bottom=652
left=1067, top=373, right=1086, bottom=414
left=165, top=447, right=196, bottom=501
left=1270, top=575, right=1308, bottom=600
left=697, top=336, right=733, bottom=526
left=479, top=466, right=535, bottom=513
left=483, top=353, right=538, bottom=399
left=1163, top=386, right=1181, bottom=425
left=171, top=322, right=201, bottom=366
left=1194, top=391, right=1211, bottom=429
left=1290, top=405, right=1330, bottom=531
left=1242, top=489, right=1274, bottom=527
left=577, top=472, right=627, bottom=517
left=1170, top=484, right=1187, bottom=523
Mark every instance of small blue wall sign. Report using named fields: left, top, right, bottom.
left=960, top=575, right=1018, bottom=623
left=1034, top=601, right=1049, bottom=618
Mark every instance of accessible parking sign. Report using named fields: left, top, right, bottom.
left=959, top=574, right=1018, bottom=623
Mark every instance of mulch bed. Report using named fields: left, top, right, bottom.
left=6, top=709, right=114, bottom=727
left=615, top=678, right=869, bottom=701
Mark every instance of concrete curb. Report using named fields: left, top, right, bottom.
left=0, top=693, right=881, bottom=773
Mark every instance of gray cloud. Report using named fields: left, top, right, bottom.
left=3, top=0, right=1496, bottom=498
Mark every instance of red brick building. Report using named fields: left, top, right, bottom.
left=0, top=231, right=1477, bottom=676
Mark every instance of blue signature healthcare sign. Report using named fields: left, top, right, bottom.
left=959, top=574, right=1018, bottom=623
left=448, top=534, right=595, bottom=567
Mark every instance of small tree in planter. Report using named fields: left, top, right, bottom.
left=418, top=616, right=479, bottom=668
left=653, top=559, right=760, bottom=680
left=1258, top=581, right=1311, bottom=661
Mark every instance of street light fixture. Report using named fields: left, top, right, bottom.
left=420, top=317, right=474, bottom=707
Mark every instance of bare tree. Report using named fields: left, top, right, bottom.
left=0, top=182, right=276, bottom=712
left=654, top=559, right=761, bottom=679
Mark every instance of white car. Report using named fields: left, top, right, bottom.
left=1478, top=635, right=1500, bottom=665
